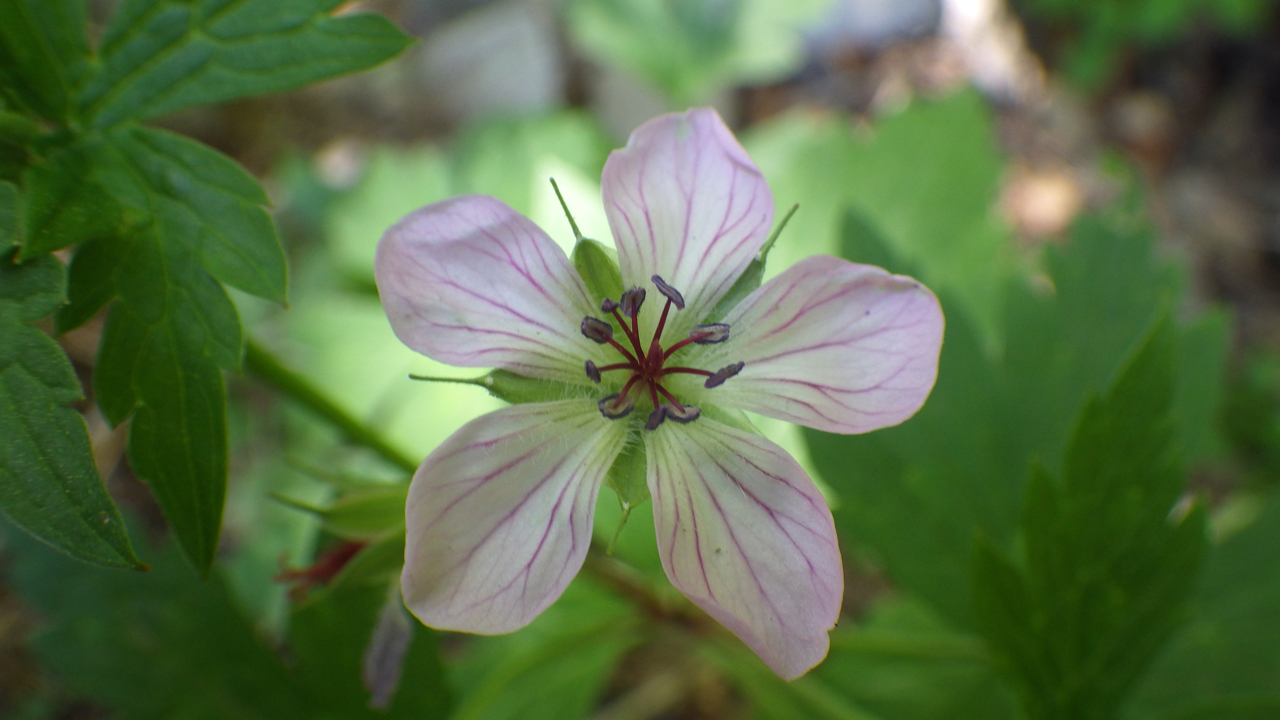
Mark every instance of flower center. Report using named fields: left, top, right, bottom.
left=580, top=275, right=745, bottom=429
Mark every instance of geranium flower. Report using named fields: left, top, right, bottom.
left=375, top=108, right=944, bottom=679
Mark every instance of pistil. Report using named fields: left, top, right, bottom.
left=580, top=276, right=743, bottom=428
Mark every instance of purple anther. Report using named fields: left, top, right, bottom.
left=585, top=360, right=601, bottom=383
left=644, top=404, right=669, bottom=430
left=704, top=361, right=745, bottom=388
left=619, top=287, right=646, bottom=318
left=650, top=275, right=685, bottom=309
left=665, top=404, right=701, bottom=424
left=581, top=316, right=613, bottom=344
left=598, top=393, right=635, bottom=419
left=692, top=323, right=730, bottom=344
left=600, top=298, right=619, bottom=314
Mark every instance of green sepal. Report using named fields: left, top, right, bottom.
left=324, top=530, right=407, bottom=597
left=571, top=237, right=624, bottom=307
left=275, top=484, right=408, bottom=542
left=705, top=203, right=797, bottom=322
left=412, top=369, right=590, bottom=406
left=604, top=438, right=648, bottom=549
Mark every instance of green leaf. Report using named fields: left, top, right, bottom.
left=55, top=231, right=128, bottom=333
left=1126, top=492, right=1280, bottom=718
left=805, top=208, right=1229, bottom=630
left=0, top=180, right=17, bottom=243
left=18, top=140, right=123, bottom=258
left=91, top=223, right=238, bottom=574
left=705, top=632, right=888, bottom=720
left=744, top=93, right=1009, bottom=340
left=2, top=523, right=316, bottom=720
left=80, top=0, right=413, bottom=128
left=571, top=238, right=624, bottom=307
left=0, top=249, right=141, bottom=568
left=449, top=577, right=641, bottom=720
left=811, top=597, right=1017, bottom=720
left=972, top=316, right=1207, bottom=720
left=0, top=0, right=90, bottom=122
left=290, top=579, right=452, bottom=719
left=59, top=123, right=295, bottom=573
left=0, top=111, right=37, bottom=181
left=107, top=125, right=288, bottom=303
left=2, top=522, right=446, bottom=719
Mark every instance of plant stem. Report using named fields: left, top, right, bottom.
left=242, top=339, right=419, bottom=474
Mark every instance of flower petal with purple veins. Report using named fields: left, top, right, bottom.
left=376, top=195, right=604, bottom=383
left=401, top=400, right=628, bottom=634
left=644, top=417, right=843, bottom=680
left=695, top=255, right=944, bottom=434
left=602, top=109, right=774, bottom=337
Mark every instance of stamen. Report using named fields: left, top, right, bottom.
left=645, top=405, right=668, bottom=430
left=608, top=305, right=646, bottom=362
left=666, top=404, right=701, bottom=424
left=585, top=360, right=601, bottom=383
left=581, top=316, right=613, bottom=344
left=619, top=287, right=646, bottom=318
left=650, top=275, right=685, bottom=309
left=600, top=298, right=619, bottom=314
left=599, top=393, right=635, bottom=419
left=691, top=323, right=729, bottom=344
left=705, top=361, right=745, bottom=388
left=663, top=323, right=729, bottom=360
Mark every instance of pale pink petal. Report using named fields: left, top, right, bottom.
left=602, top=108, right=773, bottom=332
left=645, top=417, right=843, bottom=680
left=376, top=195, right=603, bottom=382
left=401, top=400, right=628, bottom=634
left=693, top=255, right=944, bottom=434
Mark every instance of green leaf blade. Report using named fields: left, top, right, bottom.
left=972, top=317, right=1207, bottom=720
left=109, top=125, right=288, bottom=304
left=18, top=141, right=124, bottom=259
left=0, top=0, right=89, bottom=122
left=92, top=226, right=241, bottom=573
left=82, top=0, right=412, bottom=129
left=0, top=251, right=141, bottom=569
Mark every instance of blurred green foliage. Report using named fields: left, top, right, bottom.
left=1015, top=0, right=1270, bottom=87
left=565, top=0, right=831, bottom=104
left=1, top=520, right=451, bottom=719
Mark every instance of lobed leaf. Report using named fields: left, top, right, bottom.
left=0, top=250, right=141, bottom=569
left=80, top=0, right=413, bottom=128
left=0, top=0, right=90, bottom=122
left=971, top=317, right=1207, bottom=719
left=18, top=140, right=123, bottom=259
left=806, top=208, right=1229, bottom=630
left=1, top=521, right=451, bottom=719
left=290, top=579, right=452, bottom=719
